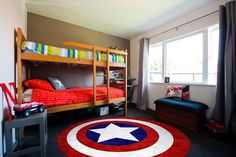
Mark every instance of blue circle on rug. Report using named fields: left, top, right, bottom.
left=86, top=123, right=147, bottom=146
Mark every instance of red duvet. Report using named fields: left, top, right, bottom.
left=31, top=86, right=124, bottom=107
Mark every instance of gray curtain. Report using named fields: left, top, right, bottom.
left=214, top=0, right=236, bottom=129
left=137, top=38, right=149, bottom=110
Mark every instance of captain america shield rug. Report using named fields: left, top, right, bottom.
left=57, top=118, right=191, bottom=157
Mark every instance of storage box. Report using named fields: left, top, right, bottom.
left=154, top=97, right=208, bottom=131
left=95, top=106, right=109, bottom=116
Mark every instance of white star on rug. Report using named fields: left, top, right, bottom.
left=89, top=123, right=139, bottom=143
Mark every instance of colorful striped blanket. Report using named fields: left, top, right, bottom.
left=21, top=41, right=125, bottom=63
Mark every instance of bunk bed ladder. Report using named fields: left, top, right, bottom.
left=93, top=49, right=111, bottom=106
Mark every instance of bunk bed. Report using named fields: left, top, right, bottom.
left=16, top=27, right=128, bottom=116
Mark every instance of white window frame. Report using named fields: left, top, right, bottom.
left=149, top=25, right=218, bottom=86
left=148, top=43, right=163, bottom=82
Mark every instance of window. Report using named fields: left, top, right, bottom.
left=149, top=25, right=219, bottom=85
left=149, top=44, right=162, bottom=82
left=208, top=26, right=219, bottom=84
left=166, top=33, right=203, bottom=83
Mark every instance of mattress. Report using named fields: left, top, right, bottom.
left=23, top=86, right=124, bottom=107
left=21, top=41, right=125, bottom=63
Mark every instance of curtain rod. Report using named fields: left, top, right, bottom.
left=147, top=10, right=219, bottom=40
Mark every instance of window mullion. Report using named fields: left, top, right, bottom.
left=202, top=30, right=208, bottom=84
left=162, top=41, right=167, bottom=83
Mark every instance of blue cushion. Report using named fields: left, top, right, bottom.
left=154, top=97, right=208, bottom=114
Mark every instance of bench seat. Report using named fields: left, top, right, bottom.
left=154, top=97, right=209, bottom=131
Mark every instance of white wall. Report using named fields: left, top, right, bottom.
left=130, top=0, right=229, bottom=119
left=147, top=84, right=216, bottom=119
left=0, top=0, right=27, bottom=156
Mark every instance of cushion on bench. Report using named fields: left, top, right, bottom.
left=154, top=97, right=208, bottom=114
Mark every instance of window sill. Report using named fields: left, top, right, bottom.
left=148, top=82, right=216, bottom=87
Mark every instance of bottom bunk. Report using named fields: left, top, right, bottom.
left=22, top=79, right=125, bottom=114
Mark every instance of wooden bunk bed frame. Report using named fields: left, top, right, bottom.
left=16, top=27, right=128, bottom=116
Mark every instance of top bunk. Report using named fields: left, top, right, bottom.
left=16, top=28, right=127, bottom=69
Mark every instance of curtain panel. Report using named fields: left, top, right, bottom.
left=137, top=38, right=149, bottom=110
left=214, top=0, right=236, bottom=130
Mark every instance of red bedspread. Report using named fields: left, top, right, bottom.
left=31, top=86, right=124, bottom=107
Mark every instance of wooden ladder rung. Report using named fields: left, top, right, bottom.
left=96, top=74, right=107, bottom=76
left=96, top=94, right=107, bottom=96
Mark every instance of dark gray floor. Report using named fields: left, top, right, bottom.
left=25, top=104, right=236, bottom=157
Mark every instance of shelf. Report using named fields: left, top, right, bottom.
left=96, top=61, right=126, bottom=68
left=110, top=62, right=125, bottom=68
left=96, top=74, right=107, bottom=77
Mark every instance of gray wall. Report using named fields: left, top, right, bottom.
left=27, top=13, right=130, bottom=87
left=31, top=66, right=104, bottom=87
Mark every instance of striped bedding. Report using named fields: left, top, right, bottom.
left=21, top=41, right=125, bottom=63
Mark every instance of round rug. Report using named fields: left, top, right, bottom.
left=57, top=118, right=190, bottom=157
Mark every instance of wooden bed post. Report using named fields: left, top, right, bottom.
left=16, top=28, right=23, bottom=103
left=106, top=50, right=110, bottom=104
left=124, top=50, right=128, bottom=116
left=93, top=48, right=97, bottom=105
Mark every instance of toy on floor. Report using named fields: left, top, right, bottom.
left=206, top=120, right=227, bottom=135
left=0, top=82, right=45, bottom=120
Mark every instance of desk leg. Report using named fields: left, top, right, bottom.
left=40, top=118, right=46, bottom=157
left=46, top=114, right=48, bottom=144
left=15, top=127, right=21, bottom=147
left=5, top=124, right=13, bottom=157
left=20, top=127, right=24, bottom=145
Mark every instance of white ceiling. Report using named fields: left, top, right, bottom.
left=25, top=0, right=214, bottom=39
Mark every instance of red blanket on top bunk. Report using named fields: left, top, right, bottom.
left=31, top=86, right=124, bottom=107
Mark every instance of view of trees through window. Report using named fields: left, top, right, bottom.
left=149, top=25, right=219, bottom=85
